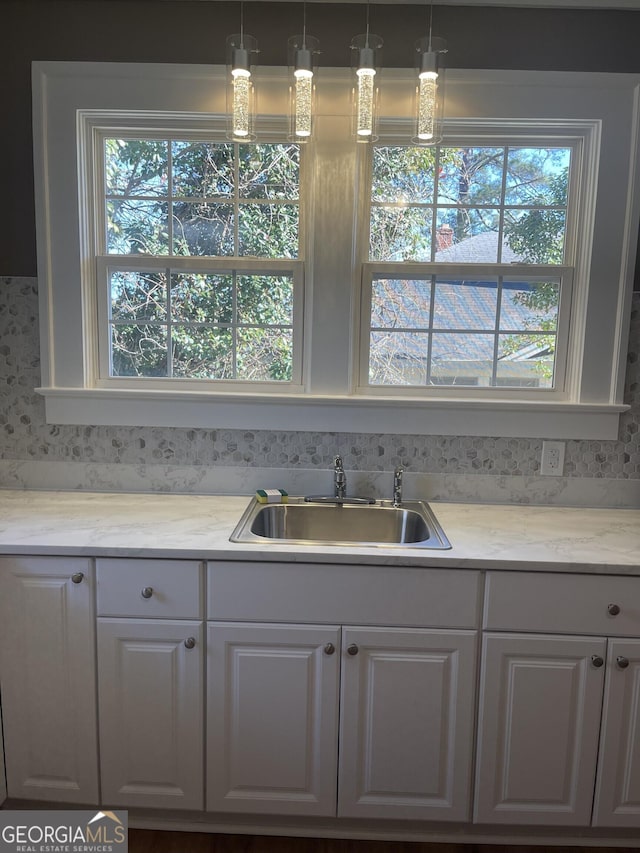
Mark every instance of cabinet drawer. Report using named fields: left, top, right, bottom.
left=484, top=571, right=640, bottom=636
left=208, top=561, right=481, bottom=628
left=97, top=558, right=203, bottom=618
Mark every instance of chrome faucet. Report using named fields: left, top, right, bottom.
left=392, top=467, right=404, bottom=506
left=304, top=456, right=375, bottom=505
left=334, top=455, right=347, bottom=499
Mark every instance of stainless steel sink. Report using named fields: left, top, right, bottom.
left=230, top=497, right=451, bottom=549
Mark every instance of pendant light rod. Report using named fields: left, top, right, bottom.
left=302, top=2, right=307, bottom=49
left=365, top=1, right=370, bottom=48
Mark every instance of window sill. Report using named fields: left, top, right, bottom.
left=36, top=387, right=628, bottom=439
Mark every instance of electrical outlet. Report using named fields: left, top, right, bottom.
left=540, top=440, right=565, bottom=476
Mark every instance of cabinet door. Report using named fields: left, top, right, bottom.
left=0, top=556, right=99, bottom=803
left=207, top=622, right=340, bottom=816
left=474, top=632, right=606, bottom=826
left=593, top=639, right=640, bottom=827
left=338, top=627, right=477, bottom=821
left=98, top=618, right=204, bottom=810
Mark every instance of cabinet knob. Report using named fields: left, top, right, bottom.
left=71, top=572, right=84, bottom=584
left=591, top=655, right=604, bottom=668
left=141, top=587, right=154, bottom=599
left=616, top=656, right=630, bottom=669
left=347, top=644, right=359, bottom=656
left=184, top=637, right=196, bottom=650
left=608, top=603, right=621, bottom=616
left=324, top=643, right=335, bottom=656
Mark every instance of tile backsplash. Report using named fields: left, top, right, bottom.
left=1, top=276, right=639, bottom=506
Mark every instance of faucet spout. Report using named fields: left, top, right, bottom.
left=334, top=455, right=347, bottom=499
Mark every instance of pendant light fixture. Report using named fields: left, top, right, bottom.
left=413, top=2, right=447, bottom=145
left=226, top=3, right=259, bottom=141
left=350, top=3, right=383, bottom=142
left=288, top=5, right=320, bottom=143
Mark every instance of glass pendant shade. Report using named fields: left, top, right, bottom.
left=350, top=33, right=383, bottom=142
left=413, top=36, right=447, bottom=145
left=288, top=34, right=320, bottom=142
left=226, top=33, right=258, bottom=141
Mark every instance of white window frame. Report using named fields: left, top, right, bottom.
left=89, top=119, right=305, bottom=392
left=357, top=127, right=582, bottom=399
left=33, top=63, right=640, bottom=437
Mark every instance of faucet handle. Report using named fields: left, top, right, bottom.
left=392, top=467, right=404, bottom=506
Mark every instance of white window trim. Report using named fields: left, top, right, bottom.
left=87, top=117, right=305, bottom=391
left=33, top=62, right=640, bottom=438
left=357, top=125, right=584, bottom=399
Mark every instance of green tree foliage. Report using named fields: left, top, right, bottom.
left=104, top=138, right=299, bottom=381
left=501, top=165, right=569, bottom=376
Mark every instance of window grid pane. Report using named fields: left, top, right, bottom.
left=103, top=137, right=300, bottom=382
left=109, top=268, right=295, bottom=382
left=104, top=138, right=300, bottom=260
left=369, top=144, right=571, bottom=265
left=368, top=275, right=560, bottom=389
left=367, top=142, right=570, bottom=390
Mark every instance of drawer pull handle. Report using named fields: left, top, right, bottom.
left=71, top=572, right=84, bottom=584
left=608, top=603, right=621, bottom=616
left=184, top=637, right=196, bottom=650
left=347, top=644, right=359, bottom=656
left=324, top=643, right=335, bottom=656
left=141, top=587, right=154, bottom=599
left=591, top=655, right=604, bottom=668
left=617, top=656, right=630, bottom=669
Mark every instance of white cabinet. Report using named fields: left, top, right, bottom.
left=207, top=622, right=476, bottom=820
left=476, top=571, right=640, bottom=829
left=474, top=632, right=606, bottom=825
left=593, top=639, right=640, bottom=827
left=96, top=558, right=204, bottom=810
left=4, top=547, right=640, bottom=839
left=98, top=618, right=204, bottom=810
left=205, top=561, right=481, bottom=821
left=339, top=626, right=477, bottom=821
left=0, top=556, right=99, bottom=803
left=207, top=622, right=340, bottom=815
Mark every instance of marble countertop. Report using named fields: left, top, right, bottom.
left=0, top=489, right=639, bottom=575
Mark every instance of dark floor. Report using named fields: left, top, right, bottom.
left=127, top=832, right=639, bottom=853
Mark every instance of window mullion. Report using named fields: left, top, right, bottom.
left=492, top=275, right=504, bottom=386
left=232, top=270, right=238, bottom=379
left=497, top=144, right=510, bottom=264
left=427, top=274, right=437, bottom=384
left=166, top=265, right=173, bottom=378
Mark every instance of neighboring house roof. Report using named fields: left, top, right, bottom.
left=373, top=287, right=554, bottom=375
left=371, top=230, right=555, bottom=380
left=434, top=231, right=522, bottom=264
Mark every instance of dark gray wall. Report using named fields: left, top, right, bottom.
left=4, top=1, right=640, bottom=286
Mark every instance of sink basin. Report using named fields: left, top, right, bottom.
left=230, top=497, right=451, bottom=549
